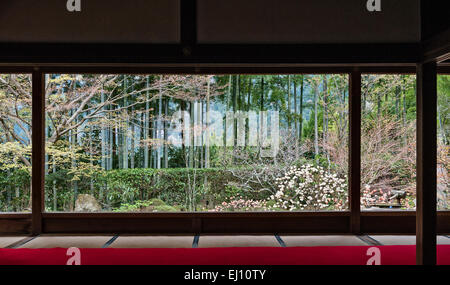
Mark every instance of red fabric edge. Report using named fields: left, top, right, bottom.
left=0, top=245, right=449, bottom=265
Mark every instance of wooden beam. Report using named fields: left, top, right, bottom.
left=0, top=217, right=31, bottom=234
left=31, top=69, right=45, bottom=235
left=180, top=0, right=197, bottom=47
left=0, top=43, right=421, bottom=65
left=4, top=212, right=450, bottom=235
left=32, top=65, right=416, bottom=75
left=416, top=61, right=437, bottom=265
left=41, top=215, right=350, bottom=234
left=349, top=70, right=361, bottom=234
left=423, top=28, right=450, bottom=63
left=437, top=64, right=450, bottom=74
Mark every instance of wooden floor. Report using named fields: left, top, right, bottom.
left=1, top=235, right=449, bottom=248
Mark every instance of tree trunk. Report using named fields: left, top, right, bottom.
left=246, top=77, right=251, bottom=147
left=130, top=103, right=135, bottom=169
left=438, top=106, right=447, bottom=145
left=114, top=110, right=119, bottom=169
left=205, top=79, right=211, bottom=168
left=378, top=90, right=383, bottom=119
left=122, top=75, right=129, bottom=170
left=224, top=75, right=232, bottom=149
left=395, top=85, right=400, bottom=120
left=109, top=110, right=113, bottom=170
left=152, top=98, right=157, bottom=168
left=180, top=100, right=187, bottom=167
left=6, top=170, right=11, bottom=211
left=157, top=76, right=163, bottom=169
left=402, top=76, right=408, bottom=147
left=259, top=76, right=264, bottom=157
left=299, top=75, right=304, bottom=141
left=71, top=123, right=78, bottom=210
left=70, top=83, right=78, bottom=210
left=362, top=86, right=367, bottom=114
left=314, top=83, right=319, bottom=161
left=144, top=76, right=150, bottom=168
left=89, top=130, right=94, bottom=194
left=294, top=79, right=298, bottom=138
left=287, top=75, right=291, bottom=130
left=196, top=100, right=201, bottom=168
left=53, top=159, right=57, bottom=211
left=232, top=75, right=237, bottom=147
left=189, top=101, right=194, bottom=168
left=322, top=76, right=330, bottom=168
left=164, top=97, right=169, bottom=168
left=101, top=86, right=106, bottom=170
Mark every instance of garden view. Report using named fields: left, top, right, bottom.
left=0, top=73, right=448, bottom=212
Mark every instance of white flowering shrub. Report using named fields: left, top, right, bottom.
left=211, top=195, right=268, bottom=212
left=270, top=164, right=348, bottom=211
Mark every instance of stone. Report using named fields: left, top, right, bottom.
left=74, top=194, right=101, bottom=212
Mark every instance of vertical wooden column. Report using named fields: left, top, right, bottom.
left=180, top=0, right=197, bottom=53
left=32, top=69, right=45, bottom=235
left=416, top=62, right=437, bottom=265
left=349, top=70, right=361, bottom=234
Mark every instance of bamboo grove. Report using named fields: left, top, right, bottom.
left=0, top=74, right=448, bottom=212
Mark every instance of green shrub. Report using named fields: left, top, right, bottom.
left=43, top=167, right=244, bottom=211
left=152, top=205, right=177, bottom=212
left=41, top=166, right=282, bottom=211
left=147, top=198, right=166, bottom=206
left=113, top=198, right=177, bottom=212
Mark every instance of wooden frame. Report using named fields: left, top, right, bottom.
left=416, top=62, right=438, bottom=265
left=0, top=65, right=448, bottom=239
left=2, top=213, right=449, bottom=235
left=31, top=69, right=45, bottom=235
left=349, top=69, right=361, bottom=234
left=0, top=1, right=448, bottom=266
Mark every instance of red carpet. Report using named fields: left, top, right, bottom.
left=0, top=245, right=449, bottom=265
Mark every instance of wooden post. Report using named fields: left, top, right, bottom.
left=349, top=70, right=361, bottom=234
left=416, top=62, right=437, bottom=265
left=32, top=69, right=45, bottom=235
left=180, top=0, right=196, bottom=51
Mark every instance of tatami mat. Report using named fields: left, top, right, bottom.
left=18, top=235, right=112, bottom=248
left=109, top=236, right=194, bottom=248
left=0, top=236, right=28, bottom=248
left=2, top=235, right=449, bottom=248
left=439, top=236, right=450, bottom=245
left=368, top=235, right=415, bottom=245
left=198, top=235, right=280, bottom=248
left=369, top=235, right=450, bottom=245
left=280, top=235, right=368, bottom=247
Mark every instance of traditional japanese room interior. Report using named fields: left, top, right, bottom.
left=0, top=0, right=449, bottom=265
